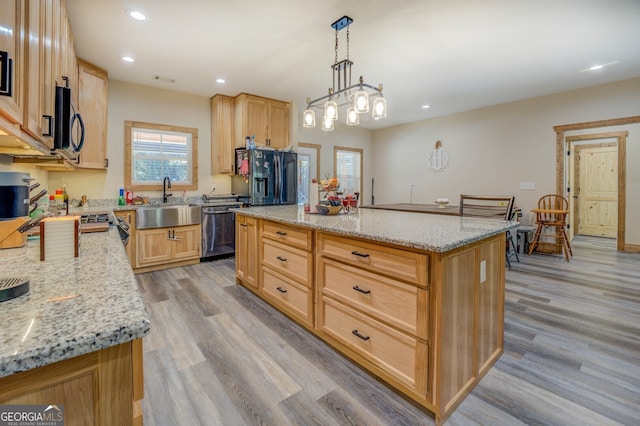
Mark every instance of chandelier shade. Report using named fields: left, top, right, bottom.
left=372, top=96, right=387, bottom=119
left=304, top=16, right=387, bottom=131
left=302, top=108, right=316, bottom=127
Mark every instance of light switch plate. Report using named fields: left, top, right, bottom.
left=480, top=260, right=487, bottom=283
left=520, top=182, right=536, bottom=190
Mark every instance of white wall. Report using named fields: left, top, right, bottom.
left=372, top=77, right=640, bottom=243
left=49, top=80, right=232, bottom=201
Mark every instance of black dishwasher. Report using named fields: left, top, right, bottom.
left=201, top=203, right=241, bottom=260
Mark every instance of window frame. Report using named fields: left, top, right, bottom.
left=334, top=146, right=363, bottom=200
left=124, top=120, right=199, bottom=191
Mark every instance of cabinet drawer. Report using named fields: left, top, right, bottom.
left=262, top=239, right=313, bottom=287
left=318, top=233, right=428, bottom=286
left=262, top=268, right=313, bottom=326
left=319, top=258, right=427, bottom=338
left=262, top=220, right=312, bottom=251
left=319, top=297, right=425, bottom=391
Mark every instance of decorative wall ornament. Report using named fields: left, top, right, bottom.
left=428, top=140, right=449, bottom=171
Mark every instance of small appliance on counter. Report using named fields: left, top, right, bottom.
left=232, top=148, right=297, bottom=206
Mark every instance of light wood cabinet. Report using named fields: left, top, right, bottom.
left=316, top=232, right=429, bottom=398
left=22, top=0, right=45, bottom=143
left=235, top=215, right=258, bottom=289
left=77, top=59, right=108, bottom=169
left=211, top=94, right=235, bottom=174
left=0, top=0, right=25, bottom=125
left=234, top=93, right=290, bottom=148
left=235, top=213, right=506, bottom=425
left=114, top=210, right=136, bottom=266
left=0, top=339, right=144, bottom=426
left=136, top=224, right=201, bottom=269
left=259, top=219, right=314, bottom=327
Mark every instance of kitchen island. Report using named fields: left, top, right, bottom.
left=0, top=227, right=150, bottom=425
left=234, top=205, right=517, bottom=424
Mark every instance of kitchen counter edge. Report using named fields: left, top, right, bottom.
left=232, top=205, right=519, bottom=253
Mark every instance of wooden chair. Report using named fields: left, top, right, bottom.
left=459, top=195, right=519, bottom=267
left=528, top=194, right=573, bottom=261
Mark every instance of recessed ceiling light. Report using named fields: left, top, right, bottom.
left=127, top=10, right=146, bottom=21
left=121, top=56, right=135, bottom=63
left=422, top=104, right=430, bottom=109
left=216, top=78, right=226, bottom=84
left=579, top=61, right=619, bottom=73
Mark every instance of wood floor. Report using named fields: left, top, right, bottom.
left=136, top=236, right=640, bottom=425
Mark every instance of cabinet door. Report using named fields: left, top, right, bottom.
left=20, top=0, right=48, bottom=144
left=268, top=101, right=290, bottom=148
left=172, top=225, right=201, bottom=260
left=0, top=0, right=24, bottom=125
left=77, top=60, right=108, bottom=169
left=136, top=228, right=172, bottom=267
left=244, top=96, right=269, bottom=144
left=211, top=94, right=235, bottom=174
left=236, top=215, right=258, bottom=289
left=39, top=0, right=57, bottom=148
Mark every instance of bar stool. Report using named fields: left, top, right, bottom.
left=528, top=194, right=573, bottom=261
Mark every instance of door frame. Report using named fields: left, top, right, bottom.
left=554, top=115, right=638, bottom=251
left=566, top=135, right=622, bottom=241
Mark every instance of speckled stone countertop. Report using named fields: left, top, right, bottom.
left=0, top=227, right=150, bottom=379
left=234, top=205, right=519, bottom=253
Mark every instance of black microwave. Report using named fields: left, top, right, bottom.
left=53, top=79, right=85, bottom=154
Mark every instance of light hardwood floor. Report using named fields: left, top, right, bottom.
left=136, top=236, right=640, bottom=425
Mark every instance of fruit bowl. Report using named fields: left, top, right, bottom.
left=316, top=204, right=343, bottom=215
left=434, top=198, right=450, bottom=208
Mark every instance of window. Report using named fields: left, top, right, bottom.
left=334, top=146, right=362, bottom=198
left=297, top=143, right=321, bottom=204
left=125, top=121, right=198, bottom=191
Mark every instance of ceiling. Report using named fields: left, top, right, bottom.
left=66, top=0, right=640, bottom=130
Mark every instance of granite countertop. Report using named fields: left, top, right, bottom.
left=233, top=205, right=519, bottom=253
left=0, top=227, right=150, bottom=379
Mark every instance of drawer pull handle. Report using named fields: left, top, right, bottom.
left=240, top=223, right=248, bottom=227
left=276, top=231, right=287, bottom=236
left=352, top=285, right=371, bottom=295
left=276, top=256, right=287, bottom=262
left=352, top=330, right=370, bottom=341
left=276, top=286, right=287, bottom=293
left=351, top=251, right=370, bottom=258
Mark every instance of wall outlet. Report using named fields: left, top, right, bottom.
left=520, top=182, right=536, bottom=190
left=480, top=260, right=487, bottom=283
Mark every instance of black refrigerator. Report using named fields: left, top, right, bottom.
left=233, top=148, right=297, bottom=205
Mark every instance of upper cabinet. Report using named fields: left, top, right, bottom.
left=0, top=0, right=80, bottom=162
left=213, top=93, right=291, bottom=175
left=77, top=59, right=108, bottom=169
left=234, top=93, right=290, bottom=149
left=211, top=94, right=235, bottom=175
left=0, top=0, right=25, bottom=125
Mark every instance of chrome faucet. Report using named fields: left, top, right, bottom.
left=163, top=177, right=172, bottom=203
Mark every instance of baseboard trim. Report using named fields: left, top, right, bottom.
left=623, top=243, right=640, bottom=253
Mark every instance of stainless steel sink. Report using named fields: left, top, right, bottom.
left=136, top=205, right=201, bottom=229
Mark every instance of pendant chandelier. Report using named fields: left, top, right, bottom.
left=303, top=16, right=387, bottom=131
